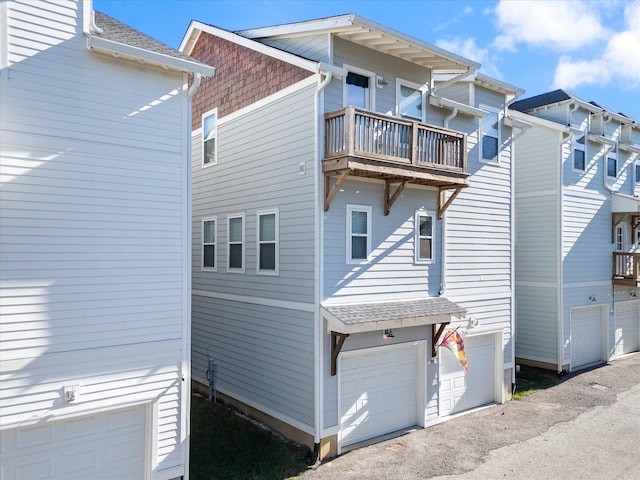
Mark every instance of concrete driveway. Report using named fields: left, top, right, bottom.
left=301, top=354, right=640, bottom=479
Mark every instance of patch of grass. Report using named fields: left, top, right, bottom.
left=513, top=366, right=559, bottom=400
left=190, top=394, right=310, bottom=480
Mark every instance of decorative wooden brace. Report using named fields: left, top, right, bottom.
left=438, top=186, right=464, bottom=219
left=324, top=172, right=349, bottom=212
left=384, top=180, right=407, bottom=216
left=431, top=323, right=449, bottom=358
left=330, top=331, right=350, bottom=376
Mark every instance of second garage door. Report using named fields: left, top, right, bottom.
left=571, top=306, right=606, bottom=370
left=439, top=334, right=496, bottom=417
left=615, top=300, right=640, bottom=356
left=340, top=343, right=419, bottom=447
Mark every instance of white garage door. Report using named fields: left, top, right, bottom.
left=439, top=334, right=496, bottom=417
left=615, top=301, right=640, bottom=356
left=340, top=343, right=418, bottom=447
left=0, top=405, right=147, bottom=480
left=571, top=306, right=605, bottom=369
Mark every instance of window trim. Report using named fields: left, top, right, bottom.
left=256, top=208, right=279, bottom=276
left=202, top=107, right=218, bottom=168
left=227, top=212, right=245, bottom=273
left=634, top=160, right=640, bottom=185
left=414, top=210, right=435, bottom=264
left=479, top=104, right=501, bottom=163
left=346, top=204, right=372, bottom=264
left=343, top=64, right=375, bottom=110
left=201, top=216, right=217, bottom=271
left=606, top=149, right=618, bottom=178
left=572, top=131, right=586, bottom=172
left=615, top=224, right=625, bottom=252
left=396, top=78, right=425, bottom=122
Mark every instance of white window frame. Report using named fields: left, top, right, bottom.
left=256, top=208, right=279, bottom=275
left=414, top=210, right=435, bottom=264
left=634, top=160, right=640, bottom=185
left=572, top=132, right=586, bottom=172
left=346, top=204, right=372, bottom=264
left=227, top=212, right=245, bottom=273
left=396, top=79, right=425, bottom=121
left=606, top=146, right=618, bottom=178
left=202, top=216, right=217, bottom=271
left=343, top=64, right=375, bottom=110
left=202, top=108, right=218, bottom=167
left=615, top=224, right=625, bottom=252
left=479, top=104, right=501, bottom=163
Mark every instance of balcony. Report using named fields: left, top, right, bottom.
left=323, top=107, right=468, bottom=216
left=613, top=252, right=640, bottom=287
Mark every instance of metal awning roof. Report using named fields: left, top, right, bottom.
left=322, top=297, right=466, bottom=334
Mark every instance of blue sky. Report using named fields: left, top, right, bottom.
left=94, top=0, right=640, bottom=120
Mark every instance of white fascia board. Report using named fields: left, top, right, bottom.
left=183, top=21, right=318, bottom=73
left=86, top=35, right=214, bottom=76
left=238, top=14, right=356, bottom=39
left=504, top=116, right=533, bottom=130
left=475, top=72, right=525, bottom=96
left=508, top=109, right=571, bottom=132
left=587, top=133, right=617, bottom=146
left=429, top=94, right=488, bottom=117
left=620, top=143, right=640, bottom=153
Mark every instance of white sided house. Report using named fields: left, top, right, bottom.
left=181, top=14, right=523, bottom=459
left=0, top=1, right=213, bottom=479
left=510, top=90, right=640, bottom=373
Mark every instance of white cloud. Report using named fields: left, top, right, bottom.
left=436, top=37, right=502, bottom=79
left=553, top=1, right=640, bottom=90
left=493, top=0, right=609, bottom=52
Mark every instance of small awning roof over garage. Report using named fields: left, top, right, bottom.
left=612, top=193, right=640, bottom=214
left=322, top=297, right=466, bottom=334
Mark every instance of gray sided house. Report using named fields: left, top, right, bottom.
left=510, top=90, right=640, bottom=373
left=181, top=14, right=524, bottom=458
left=0, top=1, right=213, bottom=478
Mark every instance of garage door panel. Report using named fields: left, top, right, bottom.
left=0, top=405, right=147, bottom=480
left=615, top=301, right=640, bottom=356
left=439, top=334, right=496, bottom=416
left=340, top=344, right=418, bottom=447
left=571, top=307, right=605, bottom=369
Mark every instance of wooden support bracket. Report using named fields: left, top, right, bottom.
left=384, top=180, right=407, bottom=216
left=331, top=331, right=350, bottom=376
left=431, top=323, right=449, bottom=358
left=324, top=172, right=349, bottom=212
left=438, top=186, right=463, bottom=219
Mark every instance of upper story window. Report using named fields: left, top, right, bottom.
left=202, top=108, right=218, bottom=167
left=573, top=132, right=586, bottom=171
left=415, top=211, right=434, bottom=263
left=480, top=106, right=500, bottom=162
left=202, top=217, right=217, bottom=271
left=606, top=145, right=618, bottom=178
left=397, top=80, right=423, bottom=121
left=347, top=204, right=371, bottom=263
left=257, top=209, right=279, bottom=275
left=635, top=161, right=640, bottom=185
left=615, top=225, right=625, bottom=251
left=227, top=213, right=245, bottom=272
left=344, top=66, right=374, bottom=110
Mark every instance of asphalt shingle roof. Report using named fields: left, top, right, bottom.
left=509, top=89, right=572, bottom=112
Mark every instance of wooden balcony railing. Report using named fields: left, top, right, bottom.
left=613, top=252, right=640, bottom=286
left=324, top=107, right=467, bottom=177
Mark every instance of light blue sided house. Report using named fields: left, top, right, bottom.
left=510, top=90, right=640, bottom=373
left=180, top=14, right=524, bottom=458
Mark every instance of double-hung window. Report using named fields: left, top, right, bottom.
left=257, top=209, right=278, bottom=275
left=607, top=145, right=618, bottom=178
left=347, top=205, right=371, bottom=263
left=202, top=108, right=217, bottom=167
left=573, top=132, right=586, bottom=171
left=227, top=213, right=244, bottom=272
left=415, top=211, right=434, bottom=263
left=202, top=217, right=217, bottom=270
left=481, top=106, right=500, bottom=162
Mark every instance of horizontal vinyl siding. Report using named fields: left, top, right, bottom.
left=323, top=180, right=441, bottom=302
left=514, top=126, right=560, bottom=194
left=192, top=296, right=315, bottom=426
left=1, top=0, right=189, bottom=473
left=192, top=82, right=317, bottom=302
left=515, top=287, right=558, bottom=363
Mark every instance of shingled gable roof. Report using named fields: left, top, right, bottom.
left=87, top=11, right=214, bottom=76
left=237, top=14, right=479, bottom=74
left=322, top=297, right=466, bottom=334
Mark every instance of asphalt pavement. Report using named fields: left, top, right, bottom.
left=301, top=353, right=640, bottom=479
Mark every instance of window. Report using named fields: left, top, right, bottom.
left=344, top=67, right=374, bottom=109
left=415, top=211, right=434, bottom=263
left=573, top=133, right=586, bottom=171
left=635, top=161, right=640, bottom=184
left=606, top=144, right=618, bottom=178
left=481, top=107, right=500, bottom=161
left=257, top=209, right=278, bottom=274
left=227, top=213, right=244, bottom=272
left=615, top=225, right=624, bottom=251
left=202, top=217, right=217, bottom=270
left=347, top=205, right=371, bottom=263
left=202, top=108, right=217, bottom=166
left=397, top=80, right=423, bottom=120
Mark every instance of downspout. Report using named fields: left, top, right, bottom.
left=443, top=107, right=458, bottom=129
left=439, top=107, right=457, bottom=295
left=188, top=72, right=202, bottom=98
left=558, top=130, right=571, bottom=373
left=88, top=9, right=103, bottom=35
left=312, top=68, right=332, bottom=463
